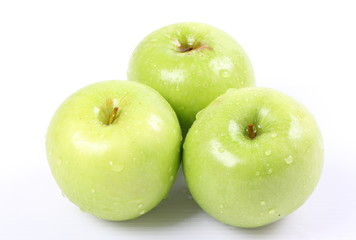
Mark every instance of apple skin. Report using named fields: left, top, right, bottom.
left=46, top=80, right=182, bottom=220
left=183, top=87, right=324, bottom=228
left=127, top=22, right=255, bottom=135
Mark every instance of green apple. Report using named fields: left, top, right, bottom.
left=46, top=80, right=182, bottom=220
left=183, top=87, right=324, bottom=228
left=127, top=22, right=255, bottom=135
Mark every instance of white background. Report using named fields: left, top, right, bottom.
left=1, top=0, right=355, bottom=239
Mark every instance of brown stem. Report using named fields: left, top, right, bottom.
left=108, top=107, right=119, bottom=125
left=178, top=46, right=194, bottom=53
left=248, top=124, right=256, bottom=139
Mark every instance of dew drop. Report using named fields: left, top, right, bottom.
left=113, top=165, right=124, bottom=172
left=138, top=203, right=143, bottom=208
left=169, top=175, right=174, bottom=181
left=168, top=166, right=172, bottom=173
left=219, top=204, right=224, bottom=209
left=271, top=133, right=277, bottom=138
left=220, top=210, right=224, bottom=214
left=260, top=212, right=264, bottom=216
left=139, top=210, right=145, bottom=215
left=218, top=147, right=225, bottom=153
left=109, top=161, right=124, bottom=172
left=284, top=155, right=294, bottom=164
left=91, top=188, right=96, bottom=194
left=219, top=69, right=229, bottom=78
left=265, top=150, right=272, bottom=156
left=267, top=168, right=273, bottom=175
left=256, top=171, right=260, bottom=176
left=260, top=201, right=266, bottom=206
left=268, top=208, right=275, bottom=215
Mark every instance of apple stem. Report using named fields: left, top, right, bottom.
left=108, top=107, right=119, bottom=125
left=248, top=124, right=256, bottom=139
left=178, top=46, right=194, bottom=53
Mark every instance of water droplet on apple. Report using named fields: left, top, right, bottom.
left=123, top=91, right=127, bottom=95
left=138, top=203, right=143, bottom=208
left=265, top=150, right=272, bottom=156
left=284, top=155, right=294, bottom=164
left=245, top=98, right=249, bottom=102
left=257, top=124, right=262, bottom=129
left=169, top=176, right=174, bottom=181
left=260, top=212, right=264, bottom=216
left=108, top=161, right=124, bottom=172
left=168, top=166, right=172, bottom=173
left=268, top=208, right=275, bottom=215
left=219, top=69, right=229, bottom=78
left=112, top=165, right=124, bottom=172
left=218, top=147, right=225, bottom=153
left=271, top=133, right=277, bottom=138
left=260, top=201, right=266, bottom=206
left=91, top=188, right=96, bottom=194
left=139, top=210, right=145, bottom=215
left=256, top=171, right=260, bottom=176
left=220, top=210, right=224, bottom=214
left=267, top=168, right=273, bottom=174
left=219, top=204, right=224, bottom=209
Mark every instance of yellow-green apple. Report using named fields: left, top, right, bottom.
left=46, top=81, right=182, bottom=220
left=127, top=22, right=255, bottom=135
left=183, top=87, right=324, bottom=227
